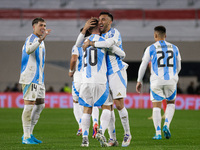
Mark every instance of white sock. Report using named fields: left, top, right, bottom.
left=30, top=103, right=45, bottom=135
left=82, top=113, right=91, bottom=138
left=108, top=110, right=116, bottom=140
left=153, top=107, right=161, bottom=135
left=100, top=109, right=111, bottom=135
left=92, top=107, right=99, bottom=126
left=22, top=105, right=34, bottom=139
left=118, top=107, right=131, bottom=135
left=73, top=102, right=83, bottom=129
left=164, top=104, right=175, bottom=128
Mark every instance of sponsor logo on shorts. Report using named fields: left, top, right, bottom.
left=117, top=92, right=121, bottom=96
left=32, top=93, right=36, bottom=99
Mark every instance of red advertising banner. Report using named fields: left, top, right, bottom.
left=0, top=93, right=200, bottom=110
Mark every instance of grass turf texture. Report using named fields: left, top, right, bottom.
left=0, top=108, right=199, bottom=149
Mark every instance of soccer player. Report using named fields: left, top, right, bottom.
left=69, top=43, right=100, bottom=138
left=69, top=44, right=84, bottom=136
left=136, top=26, right=181, bottom=140
left=79, top=21, right=100, bottom=139
left=19, top=17, right=51, bottom=144
left=79, top=19, right=113, bottom=147
left=83, top=12, right=131, bottom=147
left=76, top=18, right=125, bottom=139
left=71, top=23, right=100, bottom=138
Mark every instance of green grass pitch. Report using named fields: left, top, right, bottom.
left=0, top=108, right=199, bottom=149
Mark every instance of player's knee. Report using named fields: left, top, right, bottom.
left=101, top=105, right=111, bottom=110
left=40, top=103, right=45, bottom=109
left=36, top=98, right=44, bottom=105
left=115, top=104, right=123, bottom=110
left=73, top=100, right=78, bottom=103
left=114, top=99, right=124, bottom=110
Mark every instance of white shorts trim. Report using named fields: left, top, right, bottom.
left=72, top=82, right=81, bottom=102
left=79, top=82, right=109, bottom=107
left=103, top=92, right=113, bottom=106
left=150, top=84, right=177, bottom=102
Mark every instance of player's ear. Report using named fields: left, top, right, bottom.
left=154, top=32, right=157, bottom=39
left=32, top=24, right=35, bottom=31
left=108, top=20, right=112, bottom=26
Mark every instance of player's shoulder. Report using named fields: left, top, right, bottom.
left=144, top=42, right=158, bottom=55
left=26, top=33, right=38, bottom=43
left=89, top=34, right=99, bottom=39
left=165, top=41, right=179, bottom=50
left=110, top=28, right=120, bottom=35
left=111, top=27, right=120, bottom=32
left=72, top=45, right=82, bottom=53
left=106, top=28, right=120, bottom=39
left=146, top=43, right=156, bottom=51
left=149, top=41, right=162, bottom=49
left=72, top=45, right=76, bottom=49
left=89, top=34, right=104, bottom=42
left=25, top=34, right=32, bottom=41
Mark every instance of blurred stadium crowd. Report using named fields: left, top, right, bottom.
left=0, top=0, right=200, bottom=94
left=3, top=82, right=200, bottom=95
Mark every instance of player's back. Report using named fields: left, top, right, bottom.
left=147, top=40, right=181, bottom=85
left=82, top=34, right=107, bottom=84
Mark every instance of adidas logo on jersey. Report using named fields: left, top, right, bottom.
left=117, top=92, right=122, bottom=96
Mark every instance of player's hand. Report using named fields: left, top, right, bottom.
left=136, top=82, right=142, bottom=93
left=68, top=71, right=74, bottom=77
left=82, top=18, right=96, bottom=34
left=82, top=40, right=90, bottom=51
left=39, top=29, right=51, bottom=43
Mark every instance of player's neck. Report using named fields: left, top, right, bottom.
left=101, top=27, right=111, bottom=34
left=33, top=32, right=40, bottom=38
left=105, top=27, right=111, bottom=33
left=92, top=28, right=100, bottom=35
left=156, top=38, right=165, bottom=42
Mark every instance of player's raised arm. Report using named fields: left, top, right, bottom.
left=38, top=29, right=51, bottom=43
left=26, top=29, right=51, bottom=55
left=75, top=18, right=96, bottom=47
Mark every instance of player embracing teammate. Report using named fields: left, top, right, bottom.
left=75, top=12, right=131, bottom=147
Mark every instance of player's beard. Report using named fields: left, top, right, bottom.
left=101, top=24, right=109, bottom=34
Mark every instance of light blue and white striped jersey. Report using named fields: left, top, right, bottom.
left=101, top=28, right=127, bottom=75
left=143, top=40, right=181, bottom=85
left=82, top=34, right=107, bottom=84
left=71, top=45, right=83, bottom=83
left=19, top=33, right=45, bottom=85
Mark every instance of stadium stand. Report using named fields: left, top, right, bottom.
left=0, top=0, right=200, bottom=9
left=0, top=0, right=199, bottom=41
left=0, top=0, right=200, bottom=92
